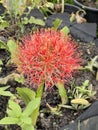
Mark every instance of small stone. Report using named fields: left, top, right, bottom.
left=40, top=113, right=44, bottom=118
left=87, top=49, right=91, bottom=54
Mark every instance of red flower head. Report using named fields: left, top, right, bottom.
left=15, top=29, right=81, bottom=88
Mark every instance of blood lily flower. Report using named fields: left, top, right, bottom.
left=14, top=29, right=81, bottom=89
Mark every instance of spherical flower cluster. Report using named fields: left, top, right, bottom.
left=14, top=29, right=81, bottom=88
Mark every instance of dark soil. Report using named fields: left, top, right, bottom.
left=78, top=0, right=98, bottom=8
left=0, top=42, right=98, bottom=130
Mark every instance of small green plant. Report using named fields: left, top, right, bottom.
left=0, top=39, right=18, bottom=65
left=60, top=80, right=96, bottom=110
left=0, top=74, right=43, bottom=130
left=0, top=96, right=40, bottom=130
left=83, top=55, right=98, bottom=80
left=0, top=16, right=9, bottom=30
left=0, top=0, right=45, bottom=35
left=52, top=18, right=70, bottom=34
left=0, top=84, right=43, bottom=130
left=53, top=18, right=62, bottom=30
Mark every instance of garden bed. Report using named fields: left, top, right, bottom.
left=0, top=2, right=98, bottom=130
left=0, top=41, right=98, bottom=130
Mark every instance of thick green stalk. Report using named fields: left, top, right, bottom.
left=57, top=82, right=68, bottom=104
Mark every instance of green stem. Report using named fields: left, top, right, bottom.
left=57, top=82, right=68, bottom=104
left=61, top=0, right=64, bottom=13
left=31, top=82, right=44, bottom=126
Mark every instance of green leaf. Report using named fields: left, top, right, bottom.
left=53, top=18, right=62, bottom=30
left=7, top=109, right=16, bottom=117
left=0, top=21, right=9, bottom=30
left=8, top=100, right=22, bottom=117
left=29, top=16, right=34, bottom=24
left=31, top=106, right=39, bottom=126
left=36, top=82, right=44, bottom=98
left=0, top=91, right=13, bottom=97
left=17, top=87, right=36, bottom=105
left=0, top=16, right=9, bottom=30
left=0, top=40, right=9, bottom=50
left=33, top=0, right=41, bottom=6
left=83, top=80, right=89, bottom=87
left=15, top=74, right=25, bottom=84
left=61, top=26, right=70, bottom=37
left=22, top=124, right=34, bottom=130
left=23, top=98, right=40, bottom=117
left=44, top=2, right=54, bottom=9
left=22, top=17, right=29, bottom=24
left=0, top=117, right=19, bottom=124
left=71, top=98, right=90, bottom=105
left=32, top=82, right=44, bottom=126
left=0, top=86, right=10, bottom=91
left=21, top=117, right=32, bottom=125
left=0, top=86, right=13, bottom=97
left=7, top=40, right=18, bottom=58
left=29, top=16, right=45, bottom=26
